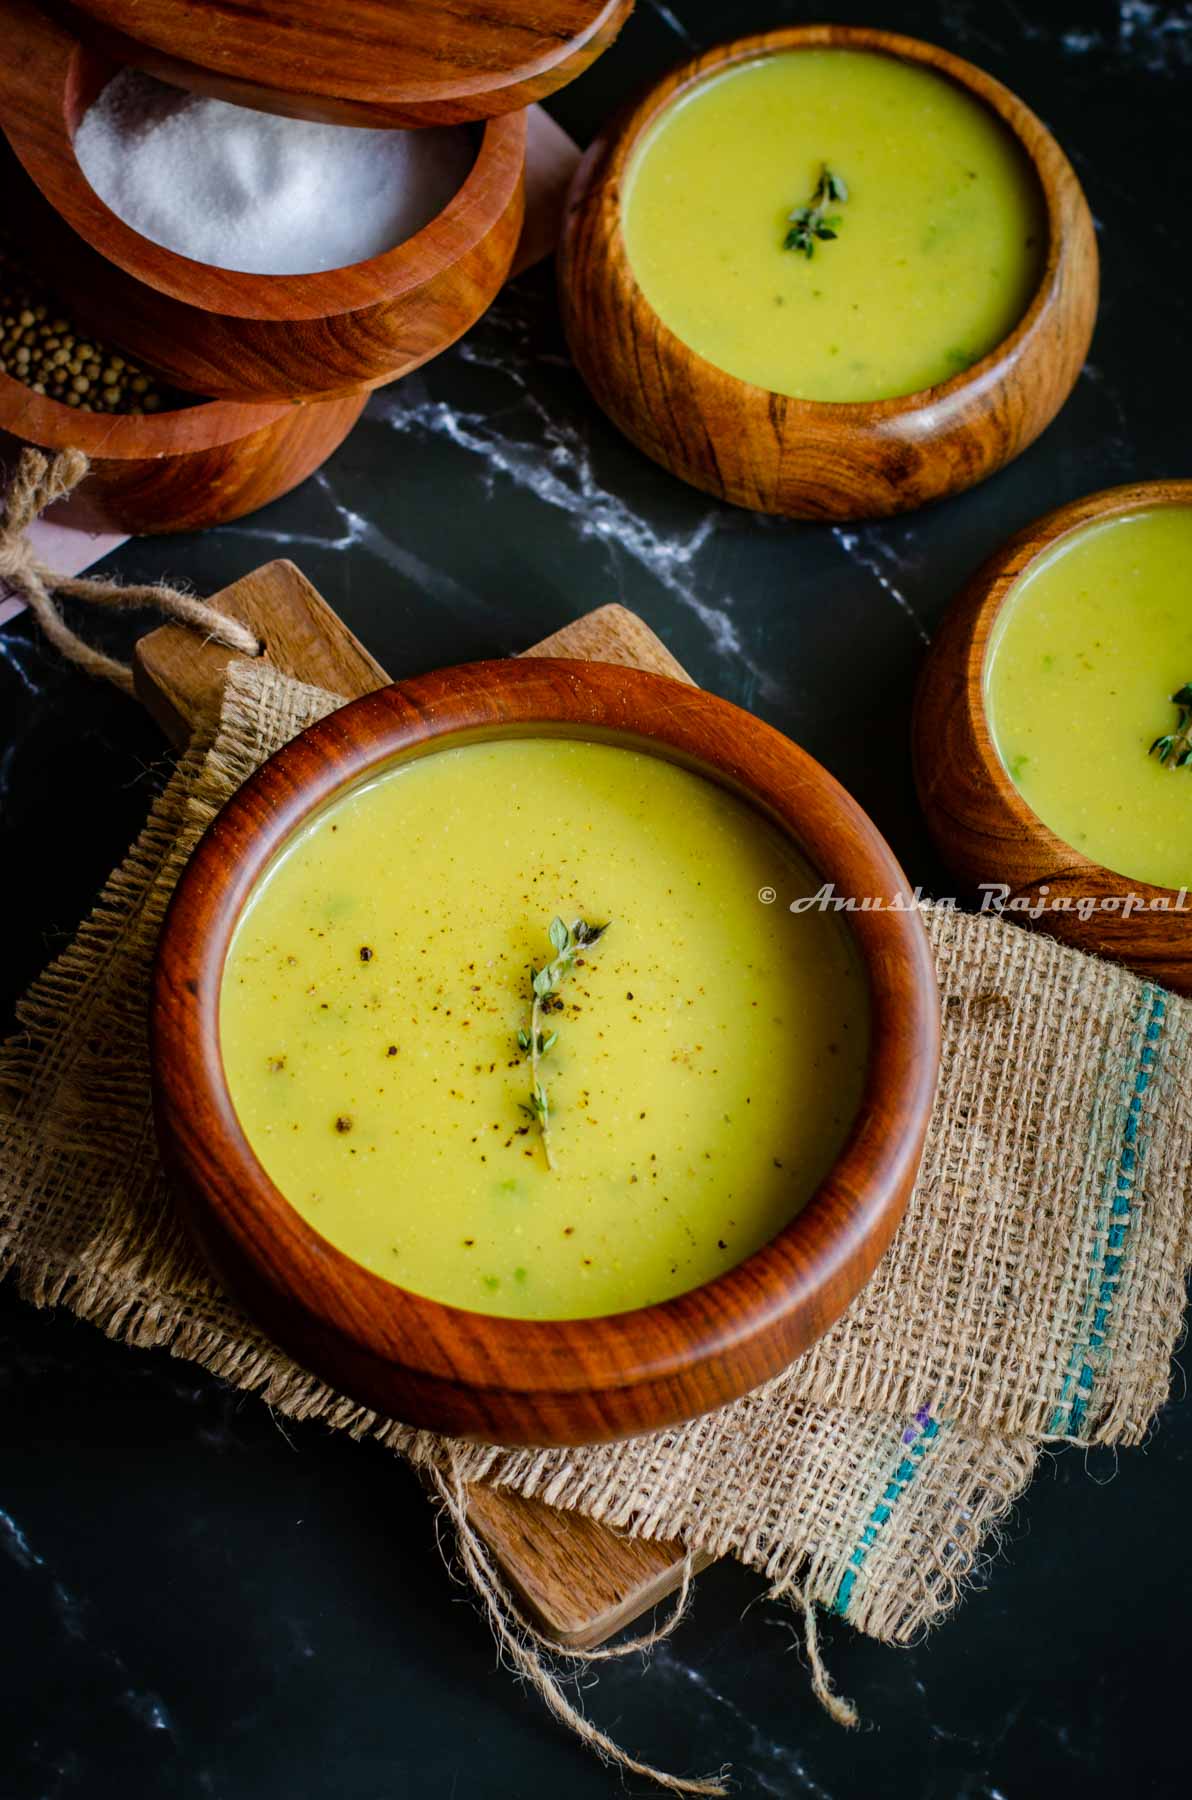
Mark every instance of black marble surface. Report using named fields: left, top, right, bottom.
left=3, top=4, right=1191, bottom=1796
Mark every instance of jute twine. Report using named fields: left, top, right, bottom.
left=0, top=448, right=260, bottom=688
left=3, top=453, right=1191, bottom=1793
left=428, top=1456, right=730, bottom=1796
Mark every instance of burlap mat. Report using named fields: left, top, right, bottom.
left=3, top=659, right=1190, bottom=1652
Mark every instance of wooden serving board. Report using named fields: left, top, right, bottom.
left=134, top=558, right=713, bottom=1651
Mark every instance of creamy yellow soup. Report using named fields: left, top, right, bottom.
left=986, top=507, right=1192, bottom=890
left=220, top=739, right=869, bottom=1320
left=622, top=49, right=1046, bottom=402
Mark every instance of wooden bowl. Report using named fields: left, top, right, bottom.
left=53, top=0, right=634, bottom=129
left=0, top=366, right=365, bottom=534
left=152, top=658, right=940, bottom=1447
left=557, top=24, right=1098, bottom=521
left=913, top=480, right=1192, bottom=994
left=0, top=0, right=525, bottom=400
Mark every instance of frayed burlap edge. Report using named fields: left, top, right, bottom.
left=432, top=1405, right=1038, bottom=1646
left=0, top=657, right=1182, bottom=1663
left=2, top=660, right=1039, bottom=1655
left=791, top=908, right=1192, bottom=1447
left=58, top=657, right=1192, bottom=1450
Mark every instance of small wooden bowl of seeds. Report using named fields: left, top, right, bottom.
left=1, top=237, right=178, bottom=416
left=0, top=235, right=365, bottom=534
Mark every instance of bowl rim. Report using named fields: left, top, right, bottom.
left=0, top=362, right=298, bottom=452
left=151, top=657, right=939, bottom=1435
left=940, top=478, right=1192, bottom=904
left=1, top=30, right=526, bottom=321
left=596, top=21, right=1080, bottom=418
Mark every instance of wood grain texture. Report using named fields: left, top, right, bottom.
left=135, top=588, right=687, bottom=747
left=913, top=480, right=1192, bottom=993
left=557, top=23, right=1099, bottom=520
left=524, top=602, right=693, bottom=681
left=0, top=0, right=525, bottom=399
left=135, top=573, right=720, bottom=1646
left=134, top=560, right=389, bottom=744
left=0, top=369, right=365, bottom=535
left=151, top=664, right=939, bottom=1447
left=463, top=1482, right=713, bottom=1651
left=54, top=0, right=634, bottom=127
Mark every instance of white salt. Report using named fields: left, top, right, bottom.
left=74, top=70, right=476, bottom=276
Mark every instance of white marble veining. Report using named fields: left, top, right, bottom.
left=0, top=1506, right=43, bottom=1570
left=830, top=528, right=933, bottom=646
left=0, top=1505, right=175, bottom=1746
left=369, top=294, right=785, bottom=692
left=1058, top=0, right=1192, bottom=68
left=651, top=1646, right=837, bottom=1799
left=0, top=630, right=48, bottom=697
left=226, top=471, right=496, bottom=625
left=644, top=0, right=697, bottom=45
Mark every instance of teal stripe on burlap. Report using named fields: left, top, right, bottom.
left=833, top=1408, right=940, bottom=1619
left=1049, top=985, right=1167, bottom=1437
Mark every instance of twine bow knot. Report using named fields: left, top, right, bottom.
left=0, top=447, right=261, bottom=694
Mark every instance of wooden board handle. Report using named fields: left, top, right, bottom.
left=134, top=559, right=388, bottom=745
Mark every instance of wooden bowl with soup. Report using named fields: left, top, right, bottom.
left=152, top=659, right=939, bottom=1446
left=557, top=24, right=1098, bottom=519
left=914, top=480, right=1192, bottom=993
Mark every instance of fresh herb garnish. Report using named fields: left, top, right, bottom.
left=784, top=165, right=849, bottom=258
left=1150, top=681, right=1192, bottom=769
left=517, top=917, right=609, bottom=1169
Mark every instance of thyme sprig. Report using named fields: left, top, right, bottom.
left=784, top=165, right=849, bottom=258
left=1150, top=681, right=1192, bottom=769
left=517, top=917, right=609, bottom=1169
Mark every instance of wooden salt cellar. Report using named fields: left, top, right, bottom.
left=0, top=0, right=526, bottom=401
left=0, top=0, right=621, bottom=525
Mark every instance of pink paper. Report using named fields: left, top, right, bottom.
left=515, top=105, right=583, bottom=274
left=0, top=508, right=127, bottom=625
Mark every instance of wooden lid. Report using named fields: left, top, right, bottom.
left=54, top=0, right=634, bottom=126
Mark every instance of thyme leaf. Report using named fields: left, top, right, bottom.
left=517, top=917, right=610, bottom=1169
left=1150, top=681, right=1192, bottom=769
left=784, top=165, right=849, bottom=258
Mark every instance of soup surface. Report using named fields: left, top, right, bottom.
left=621, top=49, right=1045, bottom=403
left=986, top=507, right=1192, bottom=891
left=221, top=739, right=869, bottom=1319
